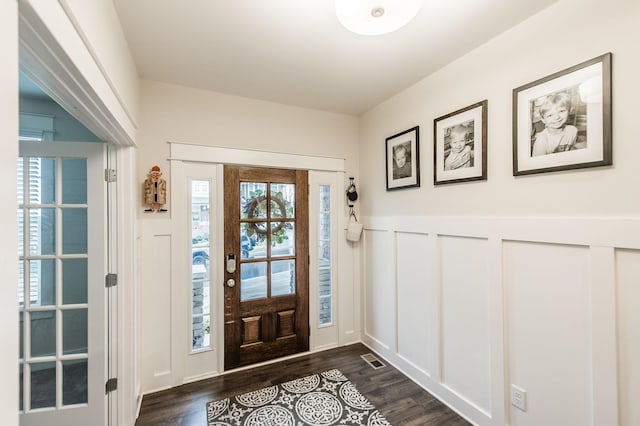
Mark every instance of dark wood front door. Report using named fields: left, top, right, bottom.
left=223, top=166, right=309, bottom=370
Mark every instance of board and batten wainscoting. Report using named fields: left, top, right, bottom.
left=360, top=215, right=639, bottom=426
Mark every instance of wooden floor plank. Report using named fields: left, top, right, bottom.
left=135, top=343, right=470, bottom=425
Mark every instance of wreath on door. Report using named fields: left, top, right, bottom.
left=243, top=191, right=292, bottom=244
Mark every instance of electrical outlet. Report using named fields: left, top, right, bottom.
left=511, top=385, right=527, bottom=412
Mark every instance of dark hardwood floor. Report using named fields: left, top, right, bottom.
left=135, top=343, right=470, bottom=425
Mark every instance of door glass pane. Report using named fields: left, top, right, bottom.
left=319, top=214, right=331, bottom=241
left=241, top=262, right=267, bottom=300
left=271, top=222, right=295, bottom=257
left=191, top=180, right=210, bottom=249
left=192, top=279, right=210, bottom=351
left=18, top=260, right=24, bottom=307
left=18, top=209, right=24, bottom=256
left=62, top=259, right=88, bottom=304
left=19, top=363, right=23, bottom=411
left=30, top=208, right=55, bottom=255
left=319, top=295, right=332, bottom=325
left=19, top=312, right=24, bottom=359
left=319, top=184, right=330, bottom=209
left=63, top=309, right=88, bottom=355
left=18, top=156, right=56, bottom=204
left=241, top=223, right=266, bottom=259
left=270, top=183, right=295, bottom=218
left=34, top=157, right=56, bottom=205
left=241, top=182, right=267, bottom=219
left=318, top=184, right=332, bottom=326
left=62, top=208, right=87, bottom=254
left=31, top=311, right=56, bottom=358
left=30, top=362, right=56, bottom=409
left=271, top=260, right=295, bottom=296
left=319, top=240, right=331, bottom=268
left=319, top=266, right=332, bottom=325
left=191, top=179, right=211, bottom=351
left=17, top=158, right=24, bottom=205
left=30, top=260, right=56, bottom=307
left=62, top=158, right=87, bottom=204
left=63, top=359, right=88, bottom=405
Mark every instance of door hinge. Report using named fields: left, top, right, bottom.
left=105, top=168, right=117, bottom=182
left=105, top=378, right=117, bottom=394
left=105, top=273, right=118, bottom=288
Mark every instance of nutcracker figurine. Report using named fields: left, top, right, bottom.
left=144, top=165, right=167, bottom=212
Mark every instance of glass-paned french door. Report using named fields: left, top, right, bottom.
left=18, top=142, right=106, bottom=426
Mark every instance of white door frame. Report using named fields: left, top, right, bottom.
left=168, top=142, right=353, bottom=382
left=18, top=2, right=139, bottom=425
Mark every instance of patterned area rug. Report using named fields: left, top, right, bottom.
left=206, top=369, right=391, bottom=425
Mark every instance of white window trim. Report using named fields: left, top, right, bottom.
left=169, top=142, right=345, bottom=172
left=19, top=113, right=54, bottom=141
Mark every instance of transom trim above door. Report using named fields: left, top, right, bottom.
left=169, top=142, right=345, bottom=172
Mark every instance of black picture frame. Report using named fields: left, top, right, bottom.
left=385, top=126, right=420, bottom=191
left=513, top=52, right=612, bottom=176
left=433, top=100, right=488, bottom=185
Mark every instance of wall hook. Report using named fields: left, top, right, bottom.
left=346, top=176, right=358, bottom=202
left=348, top=204, right=358, bottom=222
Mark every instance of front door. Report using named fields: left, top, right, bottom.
left=18, top=142, right=106, bottom=425
left=223, top=166, right=309, bottom=369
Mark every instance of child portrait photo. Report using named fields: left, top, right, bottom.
left=386, top=126, right=420, bottom=191
left=444, top=120, right=474, bottom=171
left=434, top=100, right=487, bottom=185
left=530, top=88, right=586, bottom=157
left=513, top=53, right=612, bottom=175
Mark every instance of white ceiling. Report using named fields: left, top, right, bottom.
left=113, top=0, right=557, bottom=116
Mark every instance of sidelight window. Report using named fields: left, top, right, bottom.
left=191, top=179, right=211, bottom=351
left=318, top=185, right=333, bottom=326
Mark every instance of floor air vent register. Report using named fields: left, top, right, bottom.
left=361, top=353, right=386, bottom=369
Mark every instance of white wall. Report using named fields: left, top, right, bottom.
left=362, top=217, right=638, bottom=426
left=359, top=0, right=640, bottom=217
left=358, top=0, right=640, bottom=425
left=1, top=1, right=19, bottom=425
left=137, top=80, right=360, bottom=392
left=61, top=0, right=139, bottom=120
left=137, top=80, right=359, bottom=192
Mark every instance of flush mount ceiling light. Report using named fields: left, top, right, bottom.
left=335, top=0, right=424, bottom=36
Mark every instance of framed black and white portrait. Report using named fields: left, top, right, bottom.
left=434, top=100, right=487, bottom=185
left=386, top=126, right=420, bottom=191
left=513, top=52, right=612, bottom=176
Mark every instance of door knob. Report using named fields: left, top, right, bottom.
left=226, top=279, right=236, bottom=288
